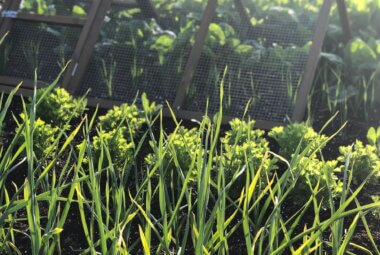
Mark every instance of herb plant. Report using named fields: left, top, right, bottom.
left=290, top=156, right=342, bottom=207
left=367, top=126, right=380, bottom=154
left=34, top=87, right=86, bottom=128
left=338, top=140, right=380, bottom=184
left=145, top=126, right=202, bottom=185
left=92, top=103, right=145, bottom=170
left=269, top=122, right=328, bottom=159
left=16, top=114, right=60, bottom=160
left=220, top=118, right=275, bottom=183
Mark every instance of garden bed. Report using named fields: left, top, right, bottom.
left=0, top=88, right=379, bottom=254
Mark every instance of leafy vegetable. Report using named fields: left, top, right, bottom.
left=269, top=122, right=328, bottom=159
left=34, top=87, right=86, bottom=129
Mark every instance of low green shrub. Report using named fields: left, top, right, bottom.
left=92, top=129, right=135, bottom=170
left=145, top=126, right=202, bottom=185
left=92, top=103, right=145, bottom=170
left=220, top=119, right=275, bottom=182
left=269, top=122, right=328, bottom=159
left=17, top=114, right=60, bottom=159
left=338, top=140, right=380, bottom=184
left=290, top=156, right=342, bottom=207
left=367, top=126, right=380, bottom=154
left=35, top=87, right=86, bottom=128
left=97, top=103, right=145, bottom=137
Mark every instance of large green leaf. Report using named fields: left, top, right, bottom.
left=345, top=38, right=377, bottom=69
left=72, top=5, right=87, bottom=16
left=367, top=127, right=377, bottom=146
left=320, top=52, right=343, bottom=65
left=208, top=23, right=226, bottom=46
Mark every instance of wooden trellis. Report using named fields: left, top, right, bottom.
left=0, top=0, right=352, bottom=129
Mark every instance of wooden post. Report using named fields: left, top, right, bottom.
left=0, top=0, right=22, bottom=39
left=291, top=0, right=334, bottom=122
left=336, top=0, right=352, bottom=44
left=62, top=0, right=112, bottom=92
left=234, top=0, right=251, bottom=27
left=173, top=0, right=218, bottom=110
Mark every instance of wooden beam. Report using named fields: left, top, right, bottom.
left=135, top=0, right=160, bottom=20
left=173, top=0, right=218, bottom=110
left=112, top=0, right=138, bottom=7
left=84, top=97, right=282, bottom=130
left=13, top=13, right=86, bottom=27
left=62, top=0, right=112, bottom=93
left=0, top=75, right=48, bottom=88
left=336, top=0, right=352, bottom=44
left=0, top=84, right=35, bottom=97
left=234, top=0, right=251, bottom=27
left=291, top=0, right=334, bottom=122
left=0, top=0, right=21, bottom=39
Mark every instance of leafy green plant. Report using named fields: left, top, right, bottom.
left=21, top=0, right=87, bottom=16
left=23, top=41, right=41, bottom=76
left=367, top=126, right=380, bottom=153
left=290, top=156, right=342, bottom=207
left=219, top=118, right=275, bottom=183
left=34, top=87, right=86, bottom=128
left=97, top=103, right=145, bottom=137
left=92, top=129, right=135, bottom=171
left=16, top=114, right=59, bottom=160
left=145, top=126, right=202, bottom=185
left=100, top=58, right=117, bottom=97
left=344, top=38, right=378, bottom=70
left=269, top=122, right=328, bottom=159
left=338, top=140, right=380, bottom=184
left=92, top=103, right=145, bottom=170
left=0, top=77, right=85, bottom=254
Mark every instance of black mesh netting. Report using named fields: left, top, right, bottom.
left=181, top=1, right=318, bottom=122
left=0, top=21, right=81, bottom=82
left=18, top=0, right=92, bottom=16
left=76, top=0, right=207, bottom=106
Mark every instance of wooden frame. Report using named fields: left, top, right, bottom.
left=171, top=0, right=340, bottom=129
left=291, top=0, right=335, bottom=122
left=336, top=0, right=352, bottom=43
left=0, top=0, right=353, bottom=130
left=173, top=0, right=218, bottom=110
left=63, top=0, right=166, bottom=92
left=0, top=0, right=105, bottom=93
left=62, top=0, right=112, bottom=92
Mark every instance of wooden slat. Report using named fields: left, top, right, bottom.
left=336, top=0, right=352, bottom=44
left=86, top=96, right=125, bottom=109
left=175, top=109, right=282, bottom=129
left=14, top=13, right=86, bottom=27
left=112, top=0, right=138, bottom=7
left=0, top=84, right=35, bottom=97
left=0, top=0, right=21, bottom=39
left=234, top=0, right=251, bottom=27
left=0, top=76, right=48, bottom=88
left=291, top=0, right=334, bottom=122
left=85, top=97, right=282, bottom=130
left=113, top=0, right=165, bottom=27
left=135, top=0, right=164, bottom=26
left=62, top=0, right=112, bottom=92
left=173, top=0, right=218, bottom=110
